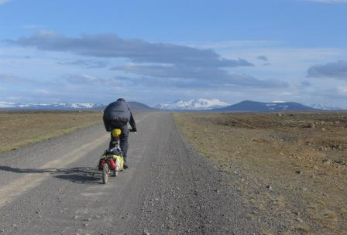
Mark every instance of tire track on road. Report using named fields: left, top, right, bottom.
left=0, top=114, right=150, bottom=210
left=0, top=134, right=109, bottom=209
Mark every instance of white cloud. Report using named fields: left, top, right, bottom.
left=182, top=40, right=283, bottom=50
left=34, top=89, right=50, bottom=95
left=311, top=87, right=347, bottom=100
left=180, top=41, right=344, bottom=76
left=7, top=33, right=295, bottom=90
left=0, top=72, right=126, bottom=104
left=0, top=0, right=11, bottom=5
left=58, top=59, right=108, bottom=68
left=214, top=47, right=345, bottom=97
left=3, top=34, right=347, bottom=107
left=62, top=74, right=119, bottom=85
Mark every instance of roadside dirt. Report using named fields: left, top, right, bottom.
left=0, top=111, right=102, bottom=153
left=0, top=112, right=259, bottom=234
left=175, top=112, right=347, bottom=235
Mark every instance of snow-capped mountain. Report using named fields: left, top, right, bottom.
left=155, top=99, right=230, bottom=110
left=213, top=100, right=316, bottom=112
left=309, top=104, right=343, bottom=111
left=0, top=101, right=154, bottom=111
left=0, top=102, right=16, bottom=108
left=0, top=102, right=104, bottom=110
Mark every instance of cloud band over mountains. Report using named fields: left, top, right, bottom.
left=112, top=64, right=288, bottom=88
left=307, top=60, right=347, bottom=80
left=7, top=31, right=253, bottom=67
left=6, top=31, right=288, bottom=88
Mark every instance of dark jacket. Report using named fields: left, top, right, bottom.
left=103, top=101, right=136, bottom=131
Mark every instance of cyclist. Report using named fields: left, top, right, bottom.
left=103, top=98, right=137, bottom=169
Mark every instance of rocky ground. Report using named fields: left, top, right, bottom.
left=0, top=112, right=260, bottom=234
left=175, top=112, right=347, bottom=235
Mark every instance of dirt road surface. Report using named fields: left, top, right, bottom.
left=0, top=112, right=258, bottom=235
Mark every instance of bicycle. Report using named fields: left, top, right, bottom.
left=98, top=128, right=135, bottom=184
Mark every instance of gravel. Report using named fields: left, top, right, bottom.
left=0, top=112, right=259, bottom=234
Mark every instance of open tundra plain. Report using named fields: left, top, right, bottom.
left=0, top=111, right=102, bottom=153
left=0, top=111, right=346, bottom=234
left=175, top=112, right=347, bottom=234
left=0, top=112, right=258, bottom=235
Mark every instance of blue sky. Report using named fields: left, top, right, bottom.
left=0, top=0, right=347, bottom=107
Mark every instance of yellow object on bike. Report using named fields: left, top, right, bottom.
left=111, top=128, right=122, bottom=138
left=114, top=155, right=124, bottom=169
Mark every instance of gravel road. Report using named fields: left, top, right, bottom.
left=0, top=112, right=259, bottom=235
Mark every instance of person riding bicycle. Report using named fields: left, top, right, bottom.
left=103, top=98, right=137, bottom=169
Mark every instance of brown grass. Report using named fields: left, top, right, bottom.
left=0, top=111, right=102, bottom=153
left=174, top=112, right=347, bottom=235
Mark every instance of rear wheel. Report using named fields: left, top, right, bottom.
left=113, top=158, right=119, bottom=177
left=102, top=163, right=109, bottom=184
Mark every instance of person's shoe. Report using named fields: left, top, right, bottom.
left=123, top=162, right=129, bottom=169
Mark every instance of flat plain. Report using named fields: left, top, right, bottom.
left=0, top=112, right=258, bottom=234
left=1, top=111, right=346, bottom=234
left=175, top=112, right=347, bottom=234
left=0, top=111, right=102, bottom=153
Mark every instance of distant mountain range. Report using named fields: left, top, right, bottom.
left=155, top=99, right=230, bottom=110
left=212, top=100, right=316, bottom=112
left=0, top=102, right=105, bottom=110
left=155, top=99, right=320, bottom=111
left=0, top=100, right=344, bottom=112
left=309, top=104, right=343, bottom=111
left=0, top=101, right=154, bottom=111
left=128, top=102, right=155, bottom=111
left=156, top=99, right=345, bottom=112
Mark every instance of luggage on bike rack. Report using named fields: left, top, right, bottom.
left=98, top=151, right=124, bottom=171
left=98, top=128, right=125, bottom=184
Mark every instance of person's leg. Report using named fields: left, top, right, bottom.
left=109, top=133, right=116, bottom=149
left=120, top=128, right=129, bottom=165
